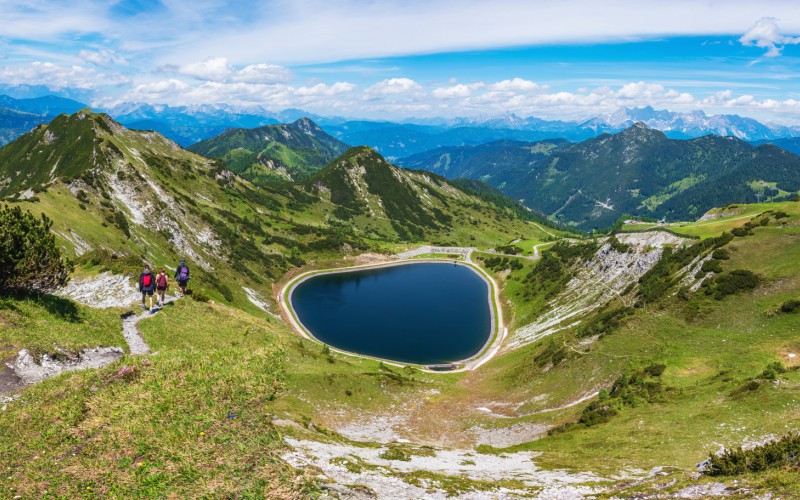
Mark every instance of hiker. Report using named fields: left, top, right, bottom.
left=155, top=268, right=169, bottom=306
left=174, top=259, right=190, bottom=297
left=139, top=264, right=156, bottom=311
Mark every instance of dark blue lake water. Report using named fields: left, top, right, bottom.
left=291, top=263, right=492, bottom=364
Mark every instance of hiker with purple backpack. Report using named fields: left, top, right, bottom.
left=174, top=259, right=190, bottom=298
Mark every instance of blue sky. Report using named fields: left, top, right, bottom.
left=1, top=0, right=800, bottom=123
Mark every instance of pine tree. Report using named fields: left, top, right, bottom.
left=0, top=204, right=72, bottom=294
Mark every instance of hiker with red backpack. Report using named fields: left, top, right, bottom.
left=139, top=264, right=157, bottom=311
left=174, top=259, right=190, bottom=298
left=155, top=268, right=169, bottom=307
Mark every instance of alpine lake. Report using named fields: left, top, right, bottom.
left=289, top=262, right=493, bottom=365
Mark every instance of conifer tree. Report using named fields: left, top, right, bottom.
left=0, top=204, right=71, bottom=294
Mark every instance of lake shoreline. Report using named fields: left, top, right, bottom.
left=277, top=258, right=506, bottom=373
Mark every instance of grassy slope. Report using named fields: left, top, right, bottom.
left=2, top=201, right=799, bottom=497
left=0, top=299, right=317, bottom=498
left=445, top=200, right=800, bottom=495
left=620, top=202, right=790, bottom=240
left=0, top=295, right=123, bottom=360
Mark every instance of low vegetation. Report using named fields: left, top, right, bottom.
left=704, top=433, right=800, bottom=476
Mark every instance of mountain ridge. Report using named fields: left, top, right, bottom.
left=401, top=122, right=800, bottom=229
left=187, top=117, right=350, bottom=183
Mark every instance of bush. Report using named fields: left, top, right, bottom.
left=711, top=270, right=760, bottom=300
left=780, top=299, right=800, bottom=313
left=0, top=205, right=72, bottom=294
left=704, top=433, right=800, bottom=476
left=701, top=259, right=723, bottom=274
left=711, top=249, right=730, bottom=260
left=76, top=249, right=142, bottom=277
left=190, top=290, right=210, bottom=302
left=216, top=283, right=234, bottom=302
left=644, top=364, right=667, bottom=377
left=760, top=361, right=786, bottom=380
left=607, top=235, right=631, bottom=253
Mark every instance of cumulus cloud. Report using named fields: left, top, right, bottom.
left=703, top=89, right=800, bottom=113
left=236, top=63, right=294, bottom=84
left=740, top=17, right=800, bottom=57
left=294, top=82, right=357, bottom=96
left=78, top=48, right=126, bottom=67
left=162, top=57, right=294, bottom=84
left=130, top=79, right=191, bottom=99
left=365, top=78, right=422, bottom=96
left=431, top=84, right=473, bottom=99
left=488, top=78, right=545, bottom=93
left=113, top=74, right=800, bottom=125
left=0, top=61, right=130, bottom=90
left=122, top=77, right=358, bottom=109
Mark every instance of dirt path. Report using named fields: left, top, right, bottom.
left=1, top=294, right=180, bottom=395
left=121, top=294, right=179, bottom=354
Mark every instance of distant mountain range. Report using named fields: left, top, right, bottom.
left=400, top=123, right=800, bottom=229
left=2, top=95, right=800, bottom=153
left=0, top=95, right=88, bottom=146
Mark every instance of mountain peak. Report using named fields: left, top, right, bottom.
left=292, top=117, right=322, bottom=134
left=187, top=118, right=350, bottom=183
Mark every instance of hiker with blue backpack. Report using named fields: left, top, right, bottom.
left=139, top=264, right=157, bottom=311
left=174, top=259, right=190, bottom=297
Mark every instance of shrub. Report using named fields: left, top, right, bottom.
left=76, top=249, right=142, bottom=277
left=644, top=364, right=667, bottom=377
left=607, top=235, right=631, bottom=253
left=701, top=259, right=723, bottom=274
left=731, top=227, right=750, bottom=237
left=190, top=290, right=210, bottom=302
left=760, top=361, right=786, bottom=380
left=711, top=249, right=730, bottom=260
left=0, top=205, right=72, bottom=294
left=704, top=433, right=800, bottom=476
left=780, top=299, right=800, bottom=313
left=711, top=270, right=760, bottom=300
left=216, top=283, right=234, bottom=302
left=731, top=380, right=761, bottom=395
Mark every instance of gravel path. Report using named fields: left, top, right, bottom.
left=1, top=293, right=180, bottom=395
left=122, top=293, right=180, bottom=355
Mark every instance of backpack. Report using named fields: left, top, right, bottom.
left=157, top=274, right=168, bottom=288
left=142, top=274, right=152, bottom=287
left=179, top=265, right=189, bottom=281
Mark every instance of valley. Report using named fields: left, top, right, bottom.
left=0, top=110, right=799, bottom=499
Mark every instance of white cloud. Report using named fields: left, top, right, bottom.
left=236, top=63, right=294, bottom=84
left=78, top=48, right=126, bottom=67
left=167, top=1, right=800, bottom=66
left=165, top=57, right=294, bottom=84
left=176, top=57, right=233, bottom=81
left=112, top=75, right=800, bottom=125
left=431, top=84, right=473, bottom=99
left=131, top=79, right=191, bottom=99
left=0, top=61, right=130, bottom=90
left=740, top=17, right=800, bottom=57
left=488, top=78, right=545, bottom=93
left=294, top=82, right=357, bottom=96
left=365, top=78, right=422, bottom=96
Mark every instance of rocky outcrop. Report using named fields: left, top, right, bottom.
left=507, top=232, right=689, bottom=349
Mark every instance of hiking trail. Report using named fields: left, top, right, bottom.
left=1, top=294, right=180, bottom=395
left=121, top=294, right=180, bottom=355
